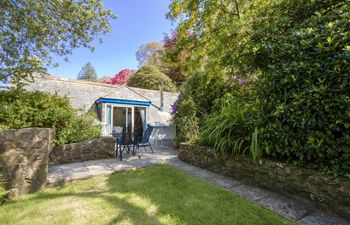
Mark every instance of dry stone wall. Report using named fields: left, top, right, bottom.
left=0, top=128, right=116, bottom=197
left=0, top=128, right=55, bottom=196
left=49, top=137, right=116, bottom=165
left=179, top=143, right=350, bottom=220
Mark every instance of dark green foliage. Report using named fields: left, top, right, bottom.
left=77, top=62, right=97, bottom=81
left=0, top=90, right=101, bottom=146
left=128, top=65, right=177, bottom=92
left=168, top=0, right=350, bottom=177
left=54, top=112, right=102, bottom=146
left=248, top=1, right=350, bottom=176
left=172, top=97, right=199, bottom=142
left=182, top=71, right=227, bottom=117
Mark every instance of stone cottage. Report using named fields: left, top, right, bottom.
left=24, top=75, right=179, bottom=146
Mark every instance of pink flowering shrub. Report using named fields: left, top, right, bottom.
left=101, top=69, right=132, bottom=85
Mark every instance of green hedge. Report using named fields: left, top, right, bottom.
left=0, top=90, right=101, bottom=146
left=168, top=0, right=350, bottom=177
left=249, top=1, right=350, bottom=176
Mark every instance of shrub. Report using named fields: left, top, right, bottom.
left=167, top=0, right=350, bottom=177
left=0, top=90, right=101, bottom=146
left=182, top=71, right=227, bottom=117
left=172, top=96, right=199, bottom=142
left=101, top=68, right=133, bottom=85
left=200, top=93, right=257, bottom=156
left=128, top=65, right=177, bottom=92
left=55, top=112, right=102, bottom=146
left=248, top=1, right=350, bottom=176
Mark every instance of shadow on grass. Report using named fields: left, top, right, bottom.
left=1, top=164, right=296, bottom=225
left=8, top=189, right=164, bottom=225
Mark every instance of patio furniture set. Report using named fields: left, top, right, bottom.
left=112, top=125, right=154, bottom=160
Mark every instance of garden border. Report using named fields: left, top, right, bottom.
left=179, top=143, right=350, bottom=220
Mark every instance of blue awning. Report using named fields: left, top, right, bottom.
left=96, top=98, right=151, bottom=106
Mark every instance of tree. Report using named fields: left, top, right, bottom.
left=161, top=32, right=186, bottom=83
left=136, top=42, right=163, bottom=67
left=136, top=37, right=187, bottom=84
left=166, top=0, right=248, bottom=79
left=77, top=63, right=97, bottom=81
left=128, top=65, right=176, bottom=92
left=101, top=68, right=133, bottom=85
left=0, top=0, right=115, bottom=87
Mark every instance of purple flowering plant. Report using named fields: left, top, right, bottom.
left=171, top=93, right=186, bottom=114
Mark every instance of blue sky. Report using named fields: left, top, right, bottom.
left=47, top=0, right=175, bottom=79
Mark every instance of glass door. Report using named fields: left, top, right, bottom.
left=134, top=107, right=147, bottom=139
left=105, top=104, right=147, bottom=136
left=106, top=105, right=112, bottom=135
left=112, top=106, right=132, bottom=133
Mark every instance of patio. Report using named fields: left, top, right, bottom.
left=48, top=146, right=178, bottom=184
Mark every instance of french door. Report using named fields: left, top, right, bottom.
left=105, top=104, right=146, bottom=137
left=110, top=106, right=133, bottom=133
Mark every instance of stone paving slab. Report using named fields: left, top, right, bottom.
left=186, top=167, right=217, bottom=180
left=207, top=174, right=241, bottom=188
left=257, top=193, right=310, bottom=221
left=169, top=160, right=201, bottom=173
left=298, top=213, right=349, bottom=225
left=229, top=184, right=273, bottom=201
left=47, top=146, right=350, bottom=225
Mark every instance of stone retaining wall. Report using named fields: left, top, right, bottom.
left=0, top=128, right=55, bottom=196
left=49, top=137, right=116, bottom=165
left=179, top=143, right=350, bottom=220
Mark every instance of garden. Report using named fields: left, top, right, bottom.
left=0, top=0, right=349, bottom=224
left=170, top=0, right=350, bottom=179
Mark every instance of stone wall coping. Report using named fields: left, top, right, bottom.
left=56, top=136, right=115, bottom=146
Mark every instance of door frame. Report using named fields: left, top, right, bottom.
left=104, top=103, right=147, bottom=135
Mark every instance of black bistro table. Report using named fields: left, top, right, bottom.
left=112, top=132, right=137, bottom=160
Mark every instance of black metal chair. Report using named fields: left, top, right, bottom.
left=112, top=131, right=136, bottom=160
left=111, top=132, right=122, bottom=158
left=136, top=125, right=154, bottom=153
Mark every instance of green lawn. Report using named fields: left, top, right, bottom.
left=0, top=164, right=296, bottom=225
